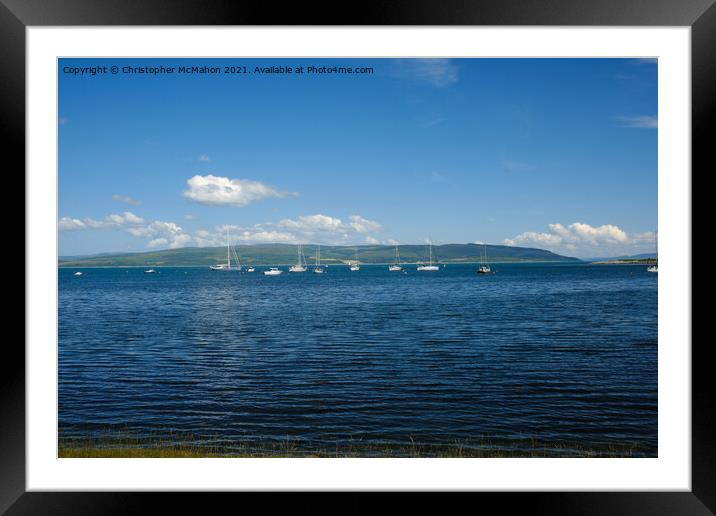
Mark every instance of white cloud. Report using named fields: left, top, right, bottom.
left=390, top=59, right=459, bottom=88
left=276, top=214, right=344, bottom=232
left=191, top=213, right=385, bottom=247
left=348, top=215, right=382, bottom=234
left=58, top=212, right=145, bottom=231
left=58, top=217, right=87, bottom=230
left=147, top=238, right=169, bottom=248
left=127, top=220, right=191, bottom=249
left=198, top=154, right=210, bottom=162
left=60, top=209, right=385, bottom=250
left=183, top=174, right=297, bottom=207
left=59, top=211, right=193, bottom=250
left=238, top=230, right=299, bottom=244
left=613, top=115, right=658, bottom=129
left=112, top=194, right=142, bottom=206
left=504, top=222, right=656, bottom=258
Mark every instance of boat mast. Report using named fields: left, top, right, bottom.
left=226, top=228, right=230, bottom=268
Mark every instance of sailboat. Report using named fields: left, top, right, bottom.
left=416, top=240, right=439, bottom=271
left=210, top=228, right=242, bottom=271
left=73, top=271, right=83, bottom=276
left=477, top=244, right=491, bottom=274
left=289, top=244, right=308, bottom=272
left=388, top=245, right=403, bottom=272
left=349, top=247, right=360, bottom=271
left=647, top=231, right=658, bottom=273
left=314, top=244, right=324, bottom=274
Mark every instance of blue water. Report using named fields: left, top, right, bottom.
left=58, top=263, right=657, bottom=455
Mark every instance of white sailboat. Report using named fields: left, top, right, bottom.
left=289, top=244, right=308, bottom=272
left=210, top=228, right=242, bottom=271
left=349, top=247, right=360, bottom=271
left=73, top=271, right=83, bottom=276
left=264, top=267, right=283, bottom=276
left=416, top=240, right=439, bottom=271
left=314, top=244, right=324, bottom=273
left=144, top=268, right=156, bottom=274
left=647, top=231, right=658, bottom=273
left=388, top=245, right=403, bottom=272
left=477, top=244, right=491, bottom=274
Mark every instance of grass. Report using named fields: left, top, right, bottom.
left=58, top=431, right=654, bottom=458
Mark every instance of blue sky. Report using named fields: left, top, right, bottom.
left=58, top=58, right=657, bottom=258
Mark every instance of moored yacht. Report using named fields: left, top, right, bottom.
left=388, top=245, right=403, bottom=272
left=314, top=244, right=324, bottom=274
left=349, top=247, right=360, bottom=271
left=416, top=240, right=439, bottom=271
left=210, top=228, right=242, bottom=271
left=264, top=267, right=283, bottom=276
left=289, top=244, right=308, bottom=272
left=477, top=244, right=491, bottom=274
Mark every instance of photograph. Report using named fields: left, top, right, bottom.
left=57, top=57, right=658, bottom=459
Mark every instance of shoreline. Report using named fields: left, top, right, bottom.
left=590, top=260, right=657, bottom=265
left=58, top=260, right=583, bottom=269
left=58, top=434, right=654, bottom=458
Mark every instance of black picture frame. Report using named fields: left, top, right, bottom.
left=5, top=1, right=708, bottom=513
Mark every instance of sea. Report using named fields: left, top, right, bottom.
left=58, top=262, right=658, bottom=456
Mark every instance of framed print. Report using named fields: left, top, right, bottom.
left=6, top=0, right=710, bottom=513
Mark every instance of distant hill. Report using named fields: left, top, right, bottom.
left=58, top=243, right=579, bottom=267
left=586, top=253, right=657, bottom=262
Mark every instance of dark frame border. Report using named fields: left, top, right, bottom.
left=5, top=1, right=709, bottom=513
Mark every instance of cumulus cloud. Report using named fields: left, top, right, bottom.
left=60, top=209, right=385, bottom=250
left=504, top=222, right=656, bottom=258
left=183, top=174, right=297, bottom=207
left=59, top=211, right=192, bottom=249
left=276, top=214, right=344, bottom=232
left=348, top=215, right=383, bottom=234
left=147, top=238, right=169, bottom=248
left=112, top=194, right=142, bottom=206
left=58, top=211, right=145, bottom=231
left=191, top=213, right=385, bottom=248
left=267, top=214, right=383, bottom=244
left=390, top=59, right=459, bottom=87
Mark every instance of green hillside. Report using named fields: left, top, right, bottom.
left=58, top=243, right=579, bottom=267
